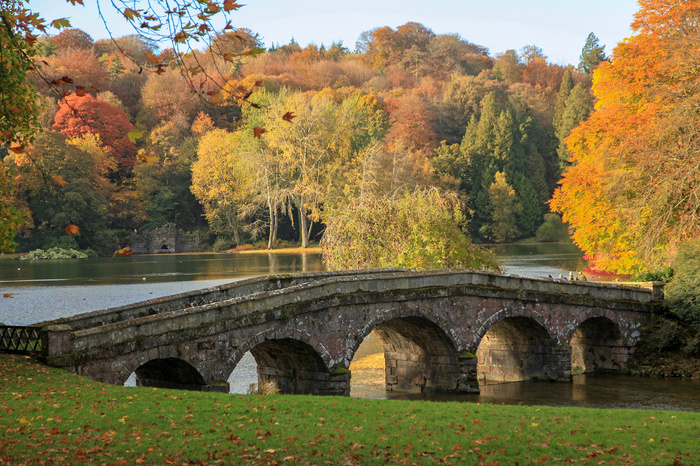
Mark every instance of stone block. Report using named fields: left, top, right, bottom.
left=40, top=325, right=72, bottom=357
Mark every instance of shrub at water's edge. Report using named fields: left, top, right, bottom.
left=18, top=247, right=91, bottom=260
left=666, top=238, right=700, bottom=333
left=628, top=238, right=700, bottom=377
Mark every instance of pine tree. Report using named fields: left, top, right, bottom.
left=554, top=83, right=593, bottom=167
left=513, top=175, right=542, bottom=238
left=579, top=33, right=607, bottom=74
left=108, top=55, right=125, bottom=79
left=553, top=70, right=574, bottom=123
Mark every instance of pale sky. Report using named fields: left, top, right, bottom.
left=28, top=0, right=640, bottom=66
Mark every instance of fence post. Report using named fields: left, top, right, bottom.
left=40, top=325, right=73, bottom=361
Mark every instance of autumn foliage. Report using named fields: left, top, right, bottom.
left=52, top=94, right=137, bottom=172
left=2, top=0, right=607, bottom=257
left=551, top=0, right=700, bottom=273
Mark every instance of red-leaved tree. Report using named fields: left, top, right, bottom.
left=52, top=94, right=137, bottom=173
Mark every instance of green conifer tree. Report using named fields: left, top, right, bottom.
left=554, top=83, right=594, bottom=167
left=553, top=70, right=574, bottom=123
left=108, top=55, right=125, bottom=79
left=578, top=32, right=607, bottom=74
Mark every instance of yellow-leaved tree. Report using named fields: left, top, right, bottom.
left=191, top=129, right=253, bottom=246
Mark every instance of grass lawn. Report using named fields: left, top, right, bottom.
left=1, top=354, right=698, bottom=464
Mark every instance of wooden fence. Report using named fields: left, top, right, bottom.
left=0, top=325, right=42, bottom=353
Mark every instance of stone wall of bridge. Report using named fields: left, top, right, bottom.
left=39, top=270, right=661, bottom=396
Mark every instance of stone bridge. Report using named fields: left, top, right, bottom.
left=38, top=269, right=663, bottom=396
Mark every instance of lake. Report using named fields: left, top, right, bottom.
left=0, top=251, right=326, bottom=325
left=3, top=243, right=698, bottom=411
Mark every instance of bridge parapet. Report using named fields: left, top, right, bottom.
left=39, top=268, right=404, bottom=331
left=43, top=270, right=660, bottom=359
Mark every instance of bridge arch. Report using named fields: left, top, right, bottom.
left=476, top=315, right=569, bottom=384
left=113, top=350, right=209, bottom=388
left=570, top=316, right=626, bottom=374
left=473, top=305, right=552, bottom=346
left=130, top=357, right=208, bottom=390
left=226, top=328, right=339, bottom=395
left=348, top=309, right=473, bottom=393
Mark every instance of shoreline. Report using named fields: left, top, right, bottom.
left=1, top=248, right=324, bottom=260
left=224, top=246, right=322, bottom=254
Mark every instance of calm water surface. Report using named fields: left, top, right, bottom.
left=0, top=252, right=324, bottom=325
left=2, top=245, right=698, bottom=411
left=489, top=243, right=589, bottom=278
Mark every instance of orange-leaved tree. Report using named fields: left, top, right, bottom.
left=52, top=94, right=137, bottom=174
left=551, top=0, right=700, bottom=273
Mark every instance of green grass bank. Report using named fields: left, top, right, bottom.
left=1, top=355, right=698, bottom=464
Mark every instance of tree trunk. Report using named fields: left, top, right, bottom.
left=225, top=208, right=241, bottom=245
left=299, top=198, right=312, bottom=248
left=232, top=223, right=241, bottom=246
left=298, top=205, right=304, bottom=243
left=267, top=200, right=276, bottom=250
left=272, top=208, right=279, bottom=246
left=304, top=219, right=313, bottom=248
left=300, top=211, right=309, bottom=248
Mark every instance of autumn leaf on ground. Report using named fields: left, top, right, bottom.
left=52, top=175, right=68, bottom=186
left=253, top=127, right=266, bottom=139
left=282, top=111, right=296, bottom=123
left=65, top=224, right=80, bottom=236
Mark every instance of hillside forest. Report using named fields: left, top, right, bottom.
left=2, top=21, right=604, bottom=262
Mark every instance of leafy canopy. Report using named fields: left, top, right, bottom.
left=321, top=188, right=499, bottom=272
left=551, top=0, right=700, bottom=273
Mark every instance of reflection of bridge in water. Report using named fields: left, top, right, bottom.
left=36, top=269, right=663, bottom=395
